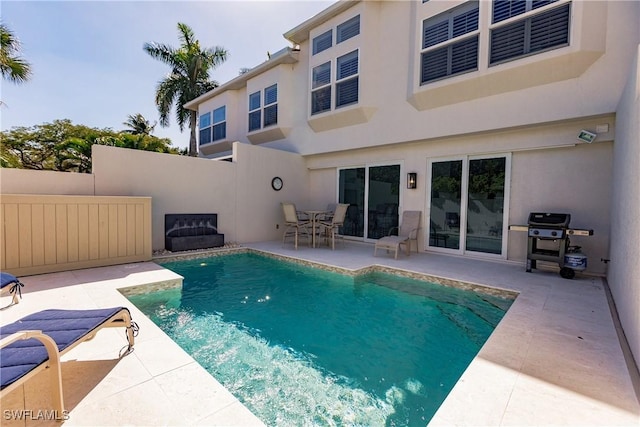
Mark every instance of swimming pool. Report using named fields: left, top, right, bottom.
left=128, top=252, right=513, bottom=426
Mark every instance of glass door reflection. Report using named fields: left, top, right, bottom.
left=429, top=160, right=462, bottom=250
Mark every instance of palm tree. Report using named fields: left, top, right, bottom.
left=144, top=23, right=227, bottom=156
left=123, top=113, right=156, bottom=135
left=0, top=23, right=32, bottom=84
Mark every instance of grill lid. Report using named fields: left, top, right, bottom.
left=528, top=212, right=571, bottom=228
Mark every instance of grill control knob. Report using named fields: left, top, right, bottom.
left=533, top=230, right=539, bottom=235
left=551, top=231, right=558, bottom=237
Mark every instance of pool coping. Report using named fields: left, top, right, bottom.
left=153, top=246, right=519, bottom=300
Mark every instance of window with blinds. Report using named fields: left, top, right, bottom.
left=248, top=91, right=261, bottom=132
left=492, top=0, right=559, bottom=23
left=263, top=84, right=278, bottom=127
left=212, top=106, right=226, bottom=141
left=336, top=50, right=359, bottom=108
left=199, top=112, right=212, bottom=145
left=337, top=15, right=360, bottom=44
left=313, top=30, right=333, bottom=55
left=312, top=62, right=332, bottom=115
left=490, top=1, right=570, bottom=64
left=420, top=2, right=479, bottom=84
left=248, top=85, right=278, bottom=131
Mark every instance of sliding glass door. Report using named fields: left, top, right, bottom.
left=339, top=164, right=401, bottom=240
left=428, top=155, right=509, bottom=256
left=339, top=168, right=365, bottom=238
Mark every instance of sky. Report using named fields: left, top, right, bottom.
left=1, top=0, right=333, bottom=150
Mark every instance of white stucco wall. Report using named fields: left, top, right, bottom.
left=256, top=0, right=638, bottom=157
left=0, top=168, right=95, bottom=195
left=233, top=142, right=310, bottom=243
left=608, top=44, right=640, bottom=368
left=92, top=145, right=237, bottom=250
left=305, top=117, right=614, bottom=274
left=90, top=144, right=310, bottom=250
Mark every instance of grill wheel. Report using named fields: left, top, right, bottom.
left=560, top=267, right=576, bottom=279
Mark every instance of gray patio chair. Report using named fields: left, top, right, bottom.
left=374, top=211, right=421, bottom=259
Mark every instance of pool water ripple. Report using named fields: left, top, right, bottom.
left=129, top=253, right=513, bottom=426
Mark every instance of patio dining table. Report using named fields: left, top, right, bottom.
left=303, top=210, right=332, bottom=248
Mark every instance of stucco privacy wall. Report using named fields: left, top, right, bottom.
left=608, top=44, right=640, bottom=368
left=91, top=144, right=310, bottom=249
left=306, top=117, right=614, bottom=275
left=92, top=145, right=236, bottom=250
left=0, top=168, right=95, bottom=195
left=233, top=142, right=311, bottom=243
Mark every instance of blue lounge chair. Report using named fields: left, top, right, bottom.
left=1, top=272, right=24, bottom=306
left=0, top=307, right=138, bottom=417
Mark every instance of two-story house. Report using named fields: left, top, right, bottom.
left=185, top=0, right=639, bottom=277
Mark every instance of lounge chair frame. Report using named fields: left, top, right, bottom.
left=1, top=272, right=24, bottom=307
left=0, top=307, right=136, bottom=419
left=374, top=211, right=421, bottom=259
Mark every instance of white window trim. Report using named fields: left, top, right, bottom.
left=488, top=0, right=570, bottom=29
left=310, top=49, right=360, bottom=116
left=488, top=0, right=571, bottom=66
left=248, top=91, right=261, bottom=132
left=212, top=106, right=226, bottom=142
left=263, top=84, right=278, bottom=128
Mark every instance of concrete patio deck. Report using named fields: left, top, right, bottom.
left=1, top=240, right=638, bottom=426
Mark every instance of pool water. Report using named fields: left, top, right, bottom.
left=128, top=253, right=513, bottom=426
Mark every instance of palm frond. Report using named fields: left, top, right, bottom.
left=0, top=23, right=32, bottom=83
left=145, top=22, right=228, bottom=155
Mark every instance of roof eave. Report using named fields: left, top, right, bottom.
left=184, top=48, right=300, bottom=111
left=283, top=0, right=361, bottom=45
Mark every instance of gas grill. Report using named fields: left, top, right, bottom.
left=509, top=212, right=593, bottom=279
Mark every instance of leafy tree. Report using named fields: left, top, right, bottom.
left=123, top=113, right=156, bottom=135
left=1, top=119, right=180, bottom=173
left=144, top=23, right=228, bottom=157
left=0, top=23, right=32, bottom=84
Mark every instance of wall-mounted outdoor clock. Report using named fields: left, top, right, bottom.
left=271, top=176, right=283, bottom=191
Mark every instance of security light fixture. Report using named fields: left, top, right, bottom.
left=407, top=172, right=417, bottom=189
left=578, top=130, right=597, bottom=144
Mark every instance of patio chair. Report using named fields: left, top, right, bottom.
left=1, top=272, right=24, bottom=307
left=317, top=203, right=349, bottom=250
left=374, top=211, right=421, bottom=259
left=0, top=307, right=138, bottom=416
left=282, top=202, right=312, bottom=249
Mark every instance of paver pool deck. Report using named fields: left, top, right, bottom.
left=1, top=241, right=638, bottom=426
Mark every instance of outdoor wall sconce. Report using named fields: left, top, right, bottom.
left=407, top=172, right=417, bottom=189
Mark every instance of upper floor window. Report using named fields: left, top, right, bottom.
left=199, top=112, right=212, bottom=145
left=420, top=2, right=479, bottom=84
left=248, top=91, right=261, bottom=132
left=492, top=0, right=559, bottom=23
left=311, top=62, right=332, bottom=115
left=490, top=1, right=570, bottom=65
left=212, top=106, right=226, bottom=141
left=336, top=50, right=359, bottom=108
left=249, top=85, right=278, bottom=131
left=313, top=30, right=333, bottom=55
left=263, top=84, right=278, bottom=127
left=337, top=15, right=360, bottom=44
